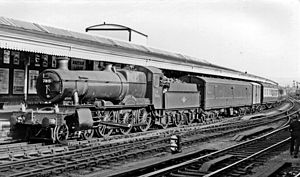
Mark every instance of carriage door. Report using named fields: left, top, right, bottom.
left=251, top=82, right=260, bottom=105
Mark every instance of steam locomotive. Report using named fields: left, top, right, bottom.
left=10, top=57, right=285, bottom=143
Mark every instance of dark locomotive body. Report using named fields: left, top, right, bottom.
left=37, top=61, right=148, bottom=105
left=10, top=58, right=284, bottom=143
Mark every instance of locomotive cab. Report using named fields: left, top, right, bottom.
left=136, top=66, right=164, bottom=109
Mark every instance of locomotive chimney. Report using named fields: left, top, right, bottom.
left=57, top=56, right=69, bottom=70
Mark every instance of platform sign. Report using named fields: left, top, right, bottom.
left=0, top=68, right=9, bottom=94
left=93, top=61, right=105, bottom=71
left=42, top=55, right=48, bottom=67
left=51, top=56, right=57, bottom=68
left=3, top=50, right=10, bottom=64
left=12, top=51, right=20, bottom=65
left=71, top=58, right=86, bottom=70
left=35, top=54, right=40, bottom=67
left=28, top=70, right=39, bottom=94
left=13, top=69, right=25, bottom=94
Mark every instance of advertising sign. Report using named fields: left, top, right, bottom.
left=93, top=61, right=105, bottom=71
left=28, top=70, right=39, bottom=94
left=3, top=50, right=10, bottom=64
left=13, top=69, right=25, bottom=94
left=71, top=58, right=86, bottom=70
left=0, top=68, right=9, bottom=94
left=42, top=55, right=48, bottom=67
left=35, top=54, right=40, bottom=67
left=12, top=51, right=20, bottom=65
left=51, top=56, right=57, bottom=68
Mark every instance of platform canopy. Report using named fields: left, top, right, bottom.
left=0, top=17, right=277, bottom=85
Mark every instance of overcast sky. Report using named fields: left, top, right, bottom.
left=1, top=0, right=299, bottom=86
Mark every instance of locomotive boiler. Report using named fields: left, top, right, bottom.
left=36, top=58, right=147, bottom=105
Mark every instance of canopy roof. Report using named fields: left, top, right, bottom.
left=0, top=17, right=277, bottom=85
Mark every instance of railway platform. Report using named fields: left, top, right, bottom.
left=0, top=105, right=20, bottom=141
left=0, top=105, right=21, bottom=120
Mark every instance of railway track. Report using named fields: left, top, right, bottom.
left=132, top=123, right=291, bottom=177
left=0, top=101, right=294, bottom=177
left=0, top=116, right=269, bottom=166
left=63, top=104, right=293, bottom=177
left=0, top=142, right=68, bottom=164
left=0, top=115, right=236, bottom=164
left=0, top=112, right=288, bottom=177
left=104, top=100, right=299, bottom=177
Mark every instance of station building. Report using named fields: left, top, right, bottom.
left=0, top=17, right=276, bottom=105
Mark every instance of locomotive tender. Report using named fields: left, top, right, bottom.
left=10, top=57, right=283, bottom=143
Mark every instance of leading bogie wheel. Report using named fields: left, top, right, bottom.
left=82, top=129, right=94, bottom=140
left=55, top=124, right=69, bottom=144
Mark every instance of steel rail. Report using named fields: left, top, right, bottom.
left=0, top=117, right=267, bottom=167
left=203, top=137, right=290, bottom=177
left=0, top=100, right=294, bottom=177
left=0, top=115, right=282, bottom=177
left=140, top=110, right=296, bottom=177
left=208, top=101, right=299, bottom=177
left=84, top=101, right=296, bottom=177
